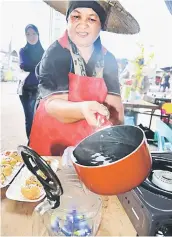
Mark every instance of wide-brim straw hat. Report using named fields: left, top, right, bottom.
left=44, top=0, right=140, bottom=34
left=165, top=0, right=172, bottom=15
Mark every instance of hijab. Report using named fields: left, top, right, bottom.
left=23, top=24, right=44, bottom=65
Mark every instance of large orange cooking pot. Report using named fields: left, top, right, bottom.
left=71, top=125, right=152, bottom=195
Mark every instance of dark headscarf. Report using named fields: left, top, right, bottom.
left=66, top=1, right=106, bottom=66
left=66, top=1, right=107, bottom=30
left=24, top=24, right=44, bottom=65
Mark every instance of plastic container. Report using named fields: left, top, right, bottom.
left=17, top=146, right=102, bottom=237
left=32, top=171, right=102, bottom=236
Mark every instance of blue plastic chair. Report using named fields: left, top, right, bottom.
left=124, top=110, right=137, bottom=125
left=155, top=119, right=172, bottom=151
left=124, top=116, right=135, bottom=125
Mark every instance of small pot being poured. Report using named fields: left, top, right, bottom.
left=71, top=125, right=152, bottom=195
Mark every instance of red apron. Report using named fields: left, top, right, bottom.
left=29, top=72, right=109, bottom=156
left=29, top=33, right=111, bottom=156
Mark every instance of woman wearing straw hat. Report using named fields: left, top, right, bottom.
left=29, top=0, right=140, bottom=156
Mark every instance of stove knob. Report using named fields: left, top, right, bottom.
left=156, top=226, right=172, bottom=237
left=156, top=231, right=164, bottom=237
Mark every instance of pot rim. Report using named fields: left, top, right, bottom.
left=72, top=125, right=152, bottom=168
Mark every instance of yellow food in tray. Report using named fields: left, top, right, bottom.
left=1, top=150, right=23, bottom=170
left=0, top=173, right=6, bottom=184
left=25, top=175, right=42, bottom=187
left=9, top=151, right=23, bottom=163
left=21, top=184, right=41, bottom=200
left=3, top=151, right=12, bottom=156
left=2, top=150, right=23, bottom=164
left=1, top=156, right=17, bottom=167
left=0, top=150, right=23, bottom=187
left=21, top=175, right=43, bottom=200
left=1, top=164, right=12, bottom=176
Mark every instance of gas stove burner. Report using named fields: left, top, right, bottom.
left=140, top=154, right=172, bottom=199
left=152, top=170, right=172, bottom=192
left=117, top=152, right=172, bottom=236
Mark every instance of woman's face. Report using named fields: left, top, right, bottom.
left=67, top=8, right=101, bottom=47
left=26, top=28, right=39, bottom=45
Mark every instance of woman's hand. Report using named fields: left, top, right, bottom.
left=81, top=101, right=110, bottom=127
left=45, top=95, right=110, bottom=125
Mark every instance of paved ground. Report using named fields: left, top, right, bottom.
left=1, top=82, right=27, bottom=151
left=1, top=82, right=171, bottom=152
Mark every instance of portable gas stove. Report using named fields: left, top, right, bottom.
left=118, top=152, right=172, bottom=236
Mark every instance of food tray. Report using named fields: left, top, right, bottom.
left=6, top=158, right=59, bottom=202
left=0, top=151, right=24, bottom=188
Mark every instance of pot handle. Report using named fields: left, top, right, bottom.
left=18, top=145, right=63, bottom=209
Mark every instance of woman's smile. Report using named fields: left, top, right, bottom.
left=76, top=32, right=89, bottom=38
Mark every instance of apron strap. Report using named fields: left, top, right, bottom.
left=70, top=47, right=87, bottom=76
left=69, top=42, right=104, bottom=78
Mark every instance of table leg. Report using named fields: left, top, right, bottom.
left=149, top=110, right=155, bottom=129
left=134, top=112, right=138, bottom=125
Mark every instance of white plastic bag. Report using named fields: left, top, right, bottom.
left=16, top=70, right=30, bottom=95
left=62, top=146, right=75, bottom=168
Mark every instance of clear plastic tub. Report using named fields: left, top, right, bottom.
left=32, top=170, right=102, bottom=236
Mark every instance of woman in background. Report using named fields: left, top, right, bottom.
left=19, top=24, right=44, bottom=139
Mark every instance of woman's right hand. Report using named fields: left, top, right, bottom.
left=80, top=101, right=110, bottom=127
